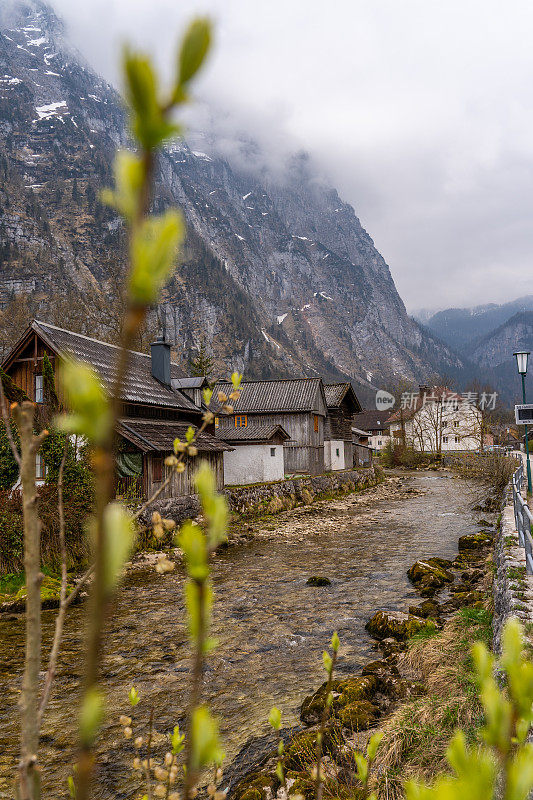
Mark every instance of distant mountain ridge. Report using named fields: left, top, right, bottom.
left=0, top=0, right=473, bottom=402
left=419, top=296, right=533, bottom=354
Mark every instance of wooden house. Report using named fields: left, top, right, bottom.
left=216, top=424, right=290, bottom=485
left=1, top=320, right=231, bottom=497
left=212, top=378, right=328, bottom=475
left=323, top=383, right=362, bottom=470
left=353, top=410, right=392, bottom=452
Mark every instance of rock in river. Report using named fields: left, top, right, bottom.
left=365, top=609, right=436, bottom=641
left=306, top=576, right=331, bottom=586
left=407, top=558, right=454, bottom=596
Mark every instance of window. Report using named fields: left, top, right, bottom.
left=454, top=420, right=459, bottom=427
left=214, top=416, right=219, bottom=428
left=314, top=415, right=319, bottom=432
left=455, top=435, right=460, bottom=444
left=443, top=436, right=448, bottom=444
left=378, top=440, right=382, bottom=446
left=35, top=453, right=46, bottom=479
left=336, top=448, right=340, bottom=457
left=35, top=374, right=43, bottom=404
left=270, top=447, right=276, bottom=457
left=153, top=457, right=163, bottom=482
left=235, top=415, right=248, bottom=428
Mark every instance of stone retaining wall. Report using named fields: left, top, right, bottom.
left=493, top=485, right=533, bottom=653
left=224, top=467, right=378, bottom=516
left=136, top=467, right=378, bottom=527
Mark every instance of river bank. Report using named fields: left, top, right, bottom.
left=224, top=480, right=499, bottom=800
left=0, top=471, right=485, bottom=798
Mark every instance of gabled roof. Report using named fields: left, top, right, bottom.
left=2, top=321, right=199, bottom=412
left=116, top=418, right=232, bottom=453
left=353, top=410, right=393, bottom=432
left=324, top=382, right=362, bottom=413
left=216, top=424, right=290, bottom=444
left=211, top=378, right=327, bottom=415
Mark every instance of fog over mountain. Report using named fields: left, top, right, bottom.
left=46, top=0, right=533, bottom=311
left=0, top=0, right=476, bottom=404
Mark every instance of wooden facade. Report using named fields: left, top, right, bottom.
left=214, top=379, right=328, bottom=476
left=323, top=383, right=362, bottom=470
left=1, top=321, right=229, bottom=499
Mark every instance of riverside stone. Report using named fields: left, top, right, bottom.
left=407, top=559, right=454, bottom=596
left=365, top=610, right=435, bottom=641
left=458, top=532, right=493, bottom=552
left=306, top=576, right=331, bottom=586
left=339, top=700, right=379, bottom=729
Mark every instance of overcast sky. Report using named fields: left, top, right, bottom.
left=50, top=0, right=533, bottom=314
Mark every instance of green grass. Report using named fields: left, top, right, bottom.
left=0, top=572, right=25, bottom=595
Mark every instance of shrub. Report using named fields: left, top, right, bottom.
left=380, top=441, right=427, bottom=469
left=0, top=419, right=19, bottom=488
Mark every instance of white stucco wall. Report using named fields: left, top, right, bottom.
left=223, top=444, right=285, bottom=485
left=370, top=434, right=390, bottom=451
left=324, top=440, right=345, bottom=471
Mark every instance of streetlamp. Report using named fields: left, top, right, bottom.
left=514, top=350, right=532, bottom=494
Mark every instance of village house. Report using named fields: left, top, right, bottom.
left=1, top=320, right=231, bottom=497
left=212, top=378, right=328, bottom=475
left=323, top=382, right=362, bottom=470
left=216, top=424, right=290, bottom=485
left=353, top=409, right=391, bottom=452
left=387, top=386, right=483, bottom=453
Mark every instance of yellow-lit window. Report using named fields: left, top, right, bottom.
left=235, top=415, right=248, bottom=428
left=314, top=415, right=319, bottom=432
left=214, top=416, right=219, bottom=428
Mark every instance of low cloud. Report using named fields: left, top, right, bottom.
left=49, top=0, right=533, bottom=312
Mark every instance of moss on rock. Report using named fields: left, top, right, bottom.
left=366, top=610, right=435, bottom=641
left=339, top=700, right=379, bottom=729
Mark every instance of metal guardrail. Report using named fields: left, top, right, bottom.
left=512, top=461, right=533, bottom=575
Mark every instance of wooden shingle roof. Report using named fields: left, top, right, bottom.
left=324, top=382, right=362, bottom=413
left=12, top=321, right=199, bottom=412
left=116, top=419, right=232, bottom=453
left=212, top=378, right=326, bottom=415
left=216, top=424, right=290, bottom=444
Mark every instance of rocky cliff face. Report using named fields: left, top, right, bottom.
left=469, top=312, right=533, bottom=369
left=0, top=0, right=468, bottom=397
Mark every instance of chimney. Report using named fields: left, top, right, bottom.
left=151, top=337, right=171, bottom=386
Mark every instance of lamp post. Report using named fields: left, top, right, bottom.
left=514, top=350, right=532, bottom=494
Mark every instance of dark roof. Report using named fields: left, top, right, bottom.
left=116, top=418, right=232, bottom=453
left=324, top=382, right=362, bottom=413
left=353, top=410, right=393, bottom=432
left=6, top=321, right=199, bottom=412
left=211, top=378, right=326, bottom=414
left=216, top=424, right=290, bottom=443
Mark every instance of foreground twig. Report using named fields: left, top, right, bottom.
left=13, top=402, right=48, bottom=800
left=0, top=373, right=20, bottom=465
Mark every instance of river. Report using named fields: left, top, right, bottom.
left=0, top=472, right=483, bottom=798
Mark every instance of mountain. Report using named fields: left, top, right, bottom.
left=0, top=0, right=470, bottom=403
left=421, top=296, right=533, bottom=354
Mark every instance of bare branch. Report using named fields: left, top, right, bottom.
left=38, top=442, right=68, bottom=725
left=0, top=373, right=21, bottom=465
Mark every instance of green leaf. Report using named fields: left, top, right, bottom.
left=178, top=18, right=212, bottom=87
left=331, top=631, right=340, bottom=652
left=102, top=503, right=136, bottom=591
left=354, top=752, right=368, bottom=785
left=67, top=776, right=76, bottom=799
left=123, top=48, right=180, bottom=149
left=179, top=521, right=209, bottom=580
left=203, top=387, right=213, bottom=406
left=231, top=371, right=242, bottom=391
left=190, top=706, right=224, bottom=771
left=367, top=731, right=383, bottom=762
left=194, top=461, right=228, bottom=548
left=171, top=723, right=186, bottom=756
left=101, top=150, right=144, bottom=221
left=129, top=210, right=184, bottom=305
left=79, top=688, right=105, bottom=746
left=128, top=686, right=140, bottom=707
left=186, top=426, right=196, bottom=443
left=275, top=761, right=284, bottom=783
left=322, top=650, right=333, bottom=674
left=56, top=359, right=112, bottom=446
left=268, top=706, right=282, bottom=731
left=184, top=578, right=213, bottom=647
left=506, top=743, right=533, bottom=800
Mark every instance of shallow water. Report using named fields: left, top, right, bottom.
left=0, top=473, right=482, bottom=798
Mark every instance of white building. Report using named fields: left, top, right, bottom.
left=388, top=387, right=482, bottom=453
left=216, top=424, right=290, bottom=485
